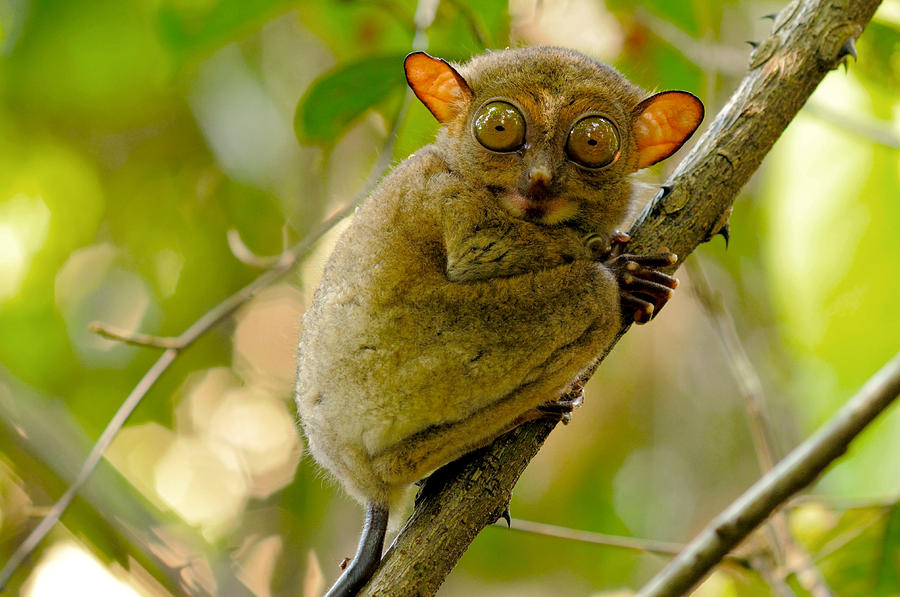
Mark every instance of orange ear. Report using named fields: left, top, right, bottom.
left=633, top=91, right=704, bottom=169
left=404, top=52, right=473, bottom=123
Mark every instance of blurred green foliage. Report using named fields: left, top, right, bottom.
left=295, top=55, right=407, bottom=145
left=0, top=0, right=898, bottom=595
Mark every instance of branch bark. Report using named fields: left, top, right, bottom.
left=360, top=0, right=885, bottom=594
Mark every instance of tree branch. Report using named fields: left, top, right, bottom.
left=360, top=0, right=885, bottom=594
left=639, top=350, right=900, bottom=596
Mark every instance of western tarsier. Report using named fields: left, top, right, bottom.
left=295, top=46, right=703, bottom=596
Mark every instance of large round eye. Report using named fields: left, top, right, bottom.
left=566, top=116, right=620, bottom=168
left=473, top=101, right=526, bottom=152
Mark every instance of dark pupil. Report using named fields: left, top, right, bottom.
left=495, top=125, right=505, bottom=131
left=588, top=139, right=597, bottom=146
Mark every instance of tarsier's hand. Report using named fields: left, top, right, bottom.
left=588, top=231, right=679, bottom=324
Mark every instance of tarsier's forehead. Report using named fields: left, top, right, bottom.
left=455, top=50, right=644, bottom=134
left=459, top=46, right=646, bottom=112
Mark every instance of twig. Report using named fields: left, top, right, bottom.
left=803, top=101, right=900, bottom=150
left=0, top=348, right=178, bottom=590
left=500, top=518, right=750, bottom=565
left=812, top=502, right=894, bottom=563
left=635, top=7, right=747, bottom=76
left=638, top=349, right=900, bottom=597
left=0, top=376, right=251, bottom=596
left=88, top=322, right=181, bottom=349
left=444, top=0, right=490, bottom=49
left=687, top=257, right=836, bottom=596
left=748, top=551, right=799, bottom=597
left=227, top=228, right=283, bottom=269
left=639, top=5, right=900, bottom=151
left=789, top=492, right=900, bottom=511
left=687, top=257, right=779, bottom=474
left=0, top=83, right=415, bottom=592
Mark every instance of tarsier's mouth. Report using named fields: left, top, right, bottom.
left=500, top=191, right=579, bottom=225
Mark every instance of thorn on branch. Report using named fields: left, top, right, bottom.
left=837, top=38, right=857, bottom=61
left=718, top=222, right=731, bottom=248
left=89, top=322, right=181, bottom=349
left=657, top=184, right=673, bottom=201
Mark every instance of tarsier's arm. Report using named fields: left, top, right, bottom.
left=444, top=217, right=588, bottom=282
left=445, top=208, right=678, bottom=325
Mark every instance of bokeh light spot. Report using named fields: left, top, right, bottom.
left=232, top=283, right=304, bottom=395
left=54, top=243, right=155, bottom=365
left=208, top=386, right=301, bottom=497
left=154, top=436, right=247, bottom=538
left=22, top=541, right=143, bottom=597
left=0, top=193, right=50, bottom=301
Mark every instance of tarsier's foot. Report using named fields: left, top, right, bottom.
left=507, top=381, right=586, bottom=431
left=595, top=231, right=679, bottom=324
left=535, top=380, right=585, bottom=424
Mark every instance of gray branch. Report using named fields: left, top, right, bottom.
left=639, top=350, right=900, bottom=596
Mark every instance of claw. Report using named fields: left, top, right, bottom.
left=500, top=506, right=511, bottom=528
left=611, top=230, right=631, bottom=244
left=536, top=390, right=584, bottom=424
left=746, top=40, right=759, bottom=49
left=656, top=184, right=673, bottom=201
left=761, top=13, right=777, bottom=21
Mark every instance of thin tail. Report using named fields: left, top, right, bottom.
left=325, top=501, right=389, bottom=597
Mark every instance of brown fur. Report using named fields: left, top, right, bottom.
left=295, top=47, right=699, bottom=508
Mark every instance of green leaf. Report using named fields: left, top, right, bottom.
left=297, top=0, right=415, bottom=57
left=875, top=505, right=900, bottom=595
left=428, top=0, right=509, bottom=52
left=158, top=0, right=291, bottom=60
left=294, top=55, right=407, bottom=146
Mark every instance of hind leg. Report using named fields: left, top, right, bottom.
left=369, top=324, right=612, bottom=487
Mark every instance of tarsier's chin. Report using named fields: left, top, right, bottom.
left=297, top=47, right=703, bottom=597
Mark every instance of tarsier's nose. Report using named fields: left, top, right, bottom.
left=527, top=164, right=552, bottom=197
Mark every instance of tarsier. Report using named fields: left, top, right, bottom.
left=296, top=47, right=703, bottom=596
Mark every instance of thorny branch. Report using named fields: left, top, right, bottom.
left=637, top=4, right=900, bottom=150
left=360, top=0, right=888, bottom=594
